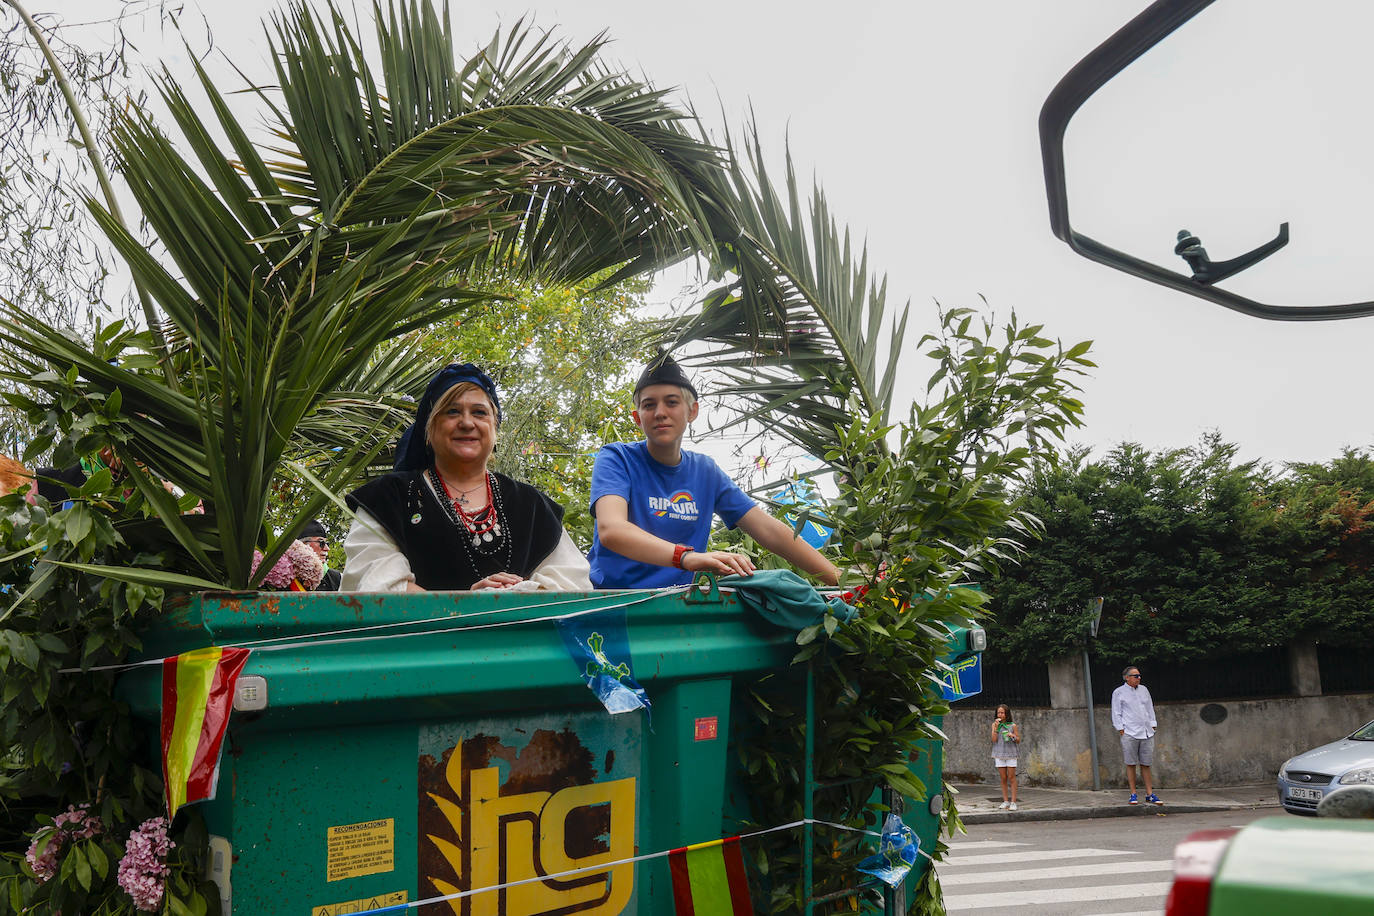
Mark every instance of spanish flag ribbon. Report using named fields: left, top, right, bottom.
left=160, top=646, right=251, bottom=819
left=668, top=835, right=754, bottom=916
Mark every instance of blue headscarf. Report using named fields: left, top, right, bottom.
left=393, top=363, right=502, bottom=471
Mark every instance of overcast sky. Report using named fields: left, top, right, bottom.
left=36, top=0, right=1374, bottom=470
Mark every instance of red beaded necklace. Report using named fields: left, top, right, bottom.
left=434, top=470, right=503, bottom=546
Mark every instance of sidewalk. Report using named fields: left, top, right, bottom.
left=950, top=782, right=1280, bottom=824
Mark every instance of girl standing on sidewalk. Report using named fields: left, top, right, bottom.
left=991, top=704, right=1021, bottom=810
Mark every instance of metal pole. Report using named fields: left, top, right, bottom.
left=803, top=661, right=815, bottom=914
left=882, top=787, right=905, bottom=915
left=1083, top=648, right=1101, bottom=791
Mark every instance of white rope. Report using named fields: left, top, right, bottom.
left=350, top=816, right=928, bottom=915
left=226, top=587, right=687, bottom=649
left=58, top=587, right=689, bottom=674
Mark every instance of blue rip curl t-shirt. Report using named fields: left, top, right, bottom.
left=587, top=441, right=756, bottom=588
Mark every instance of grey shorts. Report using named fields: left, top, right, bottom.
left=1121, top=734, right=1154, bottom=766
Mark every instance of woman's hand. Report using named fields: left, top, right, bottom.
left=471, top=572, right=525, bottom=590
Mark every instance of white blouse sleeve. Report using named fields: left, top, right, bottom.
left=340, top=508, right=416, bottom=592
left=508, top=528, right=593, bottom=591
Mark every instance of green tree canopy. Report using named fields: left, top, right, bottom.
left=987, top=435, right=1374, bottom=665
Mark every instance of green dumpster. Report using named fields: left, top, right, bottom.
left=119, top=579, right=946, bottom=914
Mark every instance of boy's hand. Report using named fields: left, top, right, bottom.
left=682, top=549, right=756, bottom=578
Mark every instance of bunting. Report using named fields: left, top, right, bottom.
left=555, top=609, right=650, bottom=716
left=856, top=813, right=919, bottom=887
left=160, top=646, right=251, bottom=819
left=669, top=836, right=754, bottom=916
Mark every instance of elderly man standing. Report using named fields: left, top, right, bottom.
left=1111, top=664, right=1161, bottom=805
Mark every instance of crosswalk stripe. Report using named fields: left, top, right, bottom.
left=1083, top=911, right=1163, bottom=916
left=943, top=840, right=1026, bottom=851
left=944, top=880, right=1173, bottom=910
left=940, top=859, right=1174, bottom=886
left=940, top=848, right=1136, bottom=868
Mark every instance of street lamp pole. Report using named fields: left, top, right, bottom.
left=1083, top=597, right=1104, bottom=791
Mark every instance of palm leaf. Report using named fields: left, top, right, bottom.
left=673, top=124, right=910, bottom=456
left=0, top=1, right=735, bottom=588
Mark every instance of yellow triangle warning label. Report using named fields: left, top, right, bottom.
left=311, top=890, right=407, bottom=916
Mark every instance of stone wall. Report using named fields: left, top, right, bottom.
left=941, top=692, right=1374, bottom=788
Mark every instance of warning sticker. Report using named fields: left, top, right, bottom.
left=311, top=890, right=407, bottom=915
left=325, top=818, right=395, bottom=883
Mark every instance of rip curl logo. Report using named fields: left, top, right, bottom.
left=648, top=490, right=698, bottom=521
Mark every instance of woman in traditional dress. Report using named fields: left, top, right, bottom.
left=341, top=363, right=591, bottom=591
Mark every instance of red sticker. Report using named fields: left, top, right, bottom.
left=694, top=716, right=718, bottom=741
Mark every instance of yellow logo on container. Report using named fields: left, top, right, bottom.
left=420, top=732, right=635, bottom=915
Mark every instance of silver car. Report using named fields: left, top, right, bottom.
left=1277, top=719, right=1374, bottom=814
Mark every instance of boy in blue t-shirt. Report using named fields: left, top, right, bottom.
left=587, top=355, right=840, bottom=589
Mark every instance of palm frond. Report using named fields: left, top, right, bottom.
left=673, top=124, right=910, bottom=457
left=0, top=0, right=736, bottom=587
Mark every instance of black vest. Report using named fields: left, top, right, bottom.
left=345, top=470, right=565, bottom=590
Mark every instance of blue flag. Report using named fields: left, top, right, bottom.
left=856, top=813, right=919, bottom=887
left=937, top=652, right=983, bottom=702
left=556, top=609, right=651, bottom=716
left=770, top=480, right=834, bottom=549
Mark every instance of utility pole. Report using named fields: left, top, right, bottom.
left=1083, top=597, right=1104, bottom=791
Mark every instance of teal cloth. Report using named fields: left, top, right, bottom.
left=719, top=569, right=857, bottom=631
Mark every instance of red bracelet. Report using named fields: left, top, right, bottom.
left=672, top=544, right=693, bottom=569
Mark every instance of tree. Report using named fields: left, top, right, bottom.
left=734, top=307, right=1091, bottom=912
left=984, top=435, right=1374, bottom=666
left=0, top=0, right=177, bottom=455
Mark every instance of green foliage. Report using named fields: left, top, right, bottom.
left=985, top=438, right=1374, bottom=666
left=734, top=308, right=1090, bottom=914
left=0, top=391, right=223, bottom=913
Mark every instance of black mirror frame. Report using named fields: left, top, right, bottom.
left=1039, top=0, right=1374, bottom=320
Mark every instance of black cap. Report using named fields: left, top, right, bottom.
left=633, top=352, right=697, bottom=400
left=299, top=520, right=328, bottom=541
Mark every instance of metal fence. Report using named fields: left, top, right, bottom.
left=969, top=645, right=1373, bottom=709
left=1317, top=645, right=1374, bottom=694
left=958, top=662, right=1051, bottom=708
left=1089, top=648, right=1292, bottom=704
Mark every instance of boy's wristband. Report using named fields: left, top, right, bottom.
left=672, top=544, right=693, bottom=569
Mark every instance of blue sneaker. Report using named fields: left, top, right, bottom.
left=1128, top=793, right=1139, bottom=805
left=1146, top=793, right=1162, bottom=805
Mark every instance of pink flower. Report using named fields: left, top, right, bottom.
left=24, top=804, right=104, bottom=883
left=285, top=539, right=324, bottom=589
left=250, top=539, right=322, bottom=589
left=117, top=817, right=174, bottom=912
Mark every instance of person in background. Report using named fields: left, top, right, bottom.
left=1111, top=664, right=1162, bottom=805
left=586, top=353, right=840, bottom=589
left=299, top=519, right=341, bottom=591
left=990, top=703, right=1021, bottom=811
left=342, top=363, right=590, bottom=592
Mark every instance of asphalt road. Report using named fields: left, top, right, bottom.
left=936, top=807, right=1277, bottom=914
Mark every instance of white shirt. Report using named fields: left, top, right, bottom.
left=340, top=506, right=593, bottom=592
left=1111, top=682, right=1157, bottom=739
